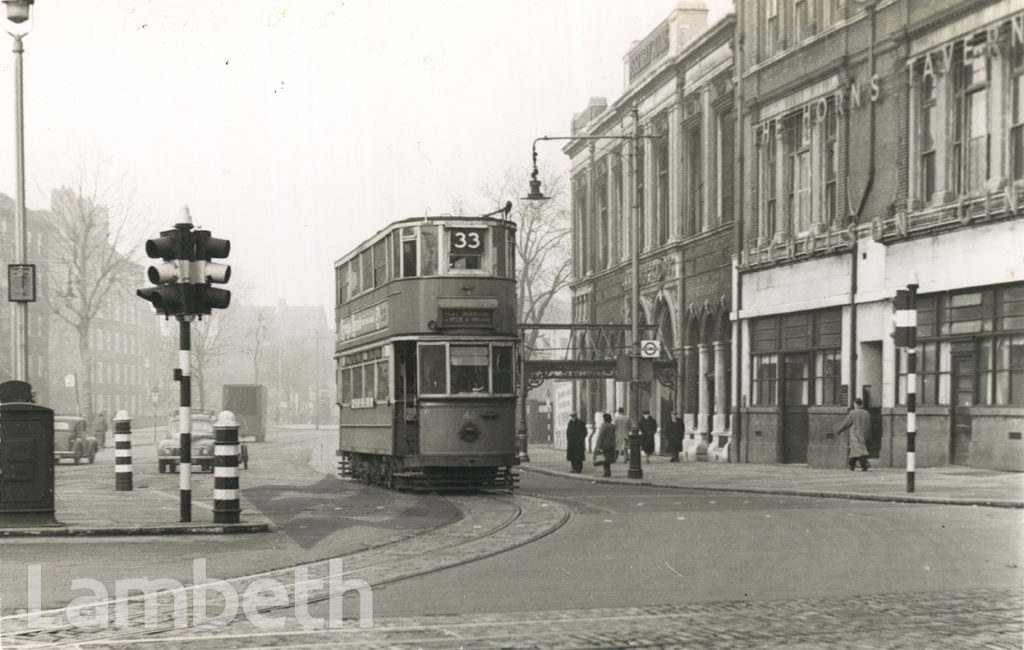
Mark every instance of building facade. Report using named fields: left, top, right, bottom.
left=735, top=0, right=1023, bottom=471
left=565, top=0, right=1023, bottom=470
left=1, top=192, right=159, bottom=424
left=566, top=3, right=737, bottom=461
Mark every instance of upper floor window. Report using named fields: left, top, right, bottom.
left=761, top=121, right=779, bottom=239
left=719, top=110, right=736, bottom=224
left=655, top=135, right=670, bottom=245
left=685, top=123, right=703, bottom=236
left=952, top=38, right=990, bottom=194
left=823, top=108, right=838, bottom=224
left=919, top=74, right=938, bottom=201
left=1012, top=38, right=1024, bottom=182
left=759, top=100, right=837, bottom=241
left=792, top=0, right=809, bottom=44
left=764, top=0, right=780, bottom=58
left=596, top=164, right=610, bottom=269
left=784, top=115, right=811, bottom=235
left=908, top=23, right=1024, bottom=207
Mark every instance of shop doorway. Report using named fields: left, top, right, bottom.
left=780, top=353, right=809, bottom=463
left=951, top=354, right=974, bottom=465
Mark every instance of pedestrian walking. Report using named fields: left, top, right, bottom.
left=92, top=410, right=108, bottom=449
left=639, top=410, right=657, bottom=463
left=565, top=412, right=588, bottom=473
left=666, top=411, right=684, bottom=462
left=613, top=406, right=629, bottom=462
left=835, top=398, right=872, bottom=471
left=594, top=412, right=617, bottom=477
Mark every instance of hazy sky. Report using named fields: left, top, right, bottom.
left=0, top=0, right=731, bottom=316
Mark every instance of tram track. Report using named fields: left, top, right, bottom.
left=1, top=492, right=570, bottom=648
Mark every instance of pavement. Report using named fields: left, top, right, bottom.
left=2, top=437, right=1020, bottom=538
left=0, top=441, right=271, bottom=537
left=519, top=444, right=1024, bottom=508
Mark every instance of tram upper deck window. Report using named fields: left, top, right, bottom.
left=401, top=227, right=417, bottom=278
left=451, top=345, right=489, bottom=393
left=421, top=227, right=438, bottom=275
left=448, top=228, right=486, bottom=271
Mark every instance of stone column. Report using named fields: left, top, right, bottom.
left=713, top=340, right=728, bottom=433
left=697, top=343, right=710, bottom=434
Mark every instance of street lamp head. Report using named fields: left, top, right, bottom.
left=3, top=0, right=33, bottom=25
left=523, top=143, right=550, bottom=201
left=523, top=178, right=549, bottom=201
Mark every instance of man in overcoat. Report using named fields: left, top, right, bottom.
left=665, top=411, right=685, bottom=462
left=565, top=412, right=588, bottom=473
left=595, top=413, right=617, bottom=477
left=836, top=398, right=872, bottom=471
left=639, top=410, right=657, bottom=463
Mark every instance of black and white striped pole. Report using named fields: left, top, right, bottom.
left=113, top=410, right=132, bottom=491
left=177, top=316, right=194, bottom=521
left=895, top=278, right=919, bottom=493
left=213, top=410, right=241, bottom=524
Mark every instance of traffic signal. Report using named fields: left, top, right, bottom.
left=137, top=227, right=190, bottom=317
left=192, top=229, right=231, bottom=315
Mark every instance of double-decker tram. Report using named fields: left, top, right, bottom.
left=334, top=214, right=519, bottom=490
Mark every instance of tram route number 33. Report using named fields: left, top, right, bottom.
left=450, top=228, right=484, bottom=252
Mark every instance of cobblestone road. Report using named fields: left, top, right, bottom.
left=11, top=588, right=1017, bottom=649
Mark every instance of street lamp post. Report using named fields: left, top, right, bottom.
left=525, top=107, right=650, bottom=479
left=4, top=0, right=34, bottom=383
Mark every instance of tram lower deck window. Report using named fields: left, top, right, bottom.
left=492, top=345, right=514, bottom=393
left=419, top=344, right=447, bottom=394
left=451, top=345, right=489, bottom=393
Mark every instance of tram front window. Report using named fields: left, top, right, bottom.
left=451, top=345, right=489, bottom=394
left=420, top=344, right=447, bottom=394
left=492, top=345, right=514, bottom=393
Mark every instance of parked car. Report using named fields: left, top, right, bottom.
left=53, top=416, right=97, bottom=464
left=158, top=412, right=249, bottom=473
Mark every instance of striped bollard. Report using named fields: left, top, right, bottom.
left=114, top=410, right=132, bottom=491
left=895, top=281, right=919, bottom=493
left=213, top=410, right=241, bottom=523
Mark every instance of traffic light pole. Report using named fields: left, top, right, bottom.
left=138, top=205, right=231, bottom=523
left=177, top=315, right=193, bottom=522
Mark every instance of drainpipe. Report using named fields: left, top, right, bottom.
left=848, top=0, right=878, bottom=406
left=733, top=9, right=745, bottom=462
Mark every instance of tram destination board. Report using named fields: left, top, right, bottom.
left=439, top=307, right=494, bottom=328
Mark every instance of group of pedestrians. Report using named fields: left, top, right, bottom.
left=565, top=408, right=685, bottom=477
left=565, top=399, right=874, bottom=476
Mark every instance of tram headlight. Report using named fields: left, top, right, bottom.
left=458, top=422, right=480, bottom=443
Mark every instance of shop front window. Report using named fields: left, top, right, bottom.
left=752, top=354, right=778, bottom=406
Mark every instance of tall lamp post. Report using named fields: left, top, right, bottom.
left=525, top=106, right=651, bottom=480
left=3, top=0, right=34, bottom=382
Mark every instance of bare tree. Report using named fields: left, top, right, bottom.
left=43, top=178, right=142, bottom=422
left=245, top=311, right=268, bottom=384
left=477, top=166, right=572, bottom=357
left=190, top=310, right=239, bottom=411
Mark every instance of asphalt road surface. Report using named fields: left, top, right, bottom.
left=340, top=471, right=1021, bottom=615
left=3, top=431, right=1021, bottom=648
